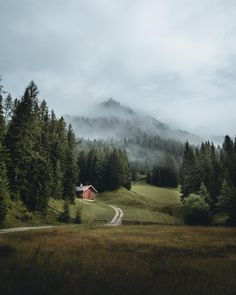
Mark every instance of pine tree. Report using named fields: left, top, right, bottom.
left=119, top=149, right=131, bottom=190
left=5, top=82, right=51, bottom=210
left=107, top=148, right=123, bottom=190
left=208, top=143, right=222, bottom=206
left=198, top=182, right=212, bottom=207
left=59, top=201, right=70, bottom=222
left=4, top=94, right=13, bottom=124
left=63, top=124, right=78, bottom=202
left=6, top=81, right=39, bottom=200
left=75, top=208, right=81, bottom=224
left=217, top=179, right=236, bottom=224
left=146, top=171, right=152, bottom=184
left=0, top=88, right=9, bottom=225
left=77, top=151, right=87, bottom=185
left=53, top=160, right=63, bottom=199
left=180, top=142, right=200, bottom=197
left=222, top=135, right=236, bottom=187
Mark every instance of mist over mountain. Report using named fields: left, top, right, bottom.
left=65, top=98, right=201, bottom=144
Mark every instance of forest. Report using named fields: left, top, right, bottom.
left=0, top=81, right=131, bottom=225
left=179, top=139, right=236, bottom=224
left=1, top=80, right=236, bottom=227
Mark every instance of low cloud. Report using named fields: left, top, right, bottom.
left=1, top=0, right=236, bottom=136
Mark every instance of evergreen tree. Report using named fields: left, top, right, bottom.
left=208, top=144, right=222, bottom=206
left=75, top=208, right=81, bottom=224
left=4, top=94, right=13, bottom=124
left=107, top=148, right=122, bottom=190
left=53, top=160, right=63, bottom=199
left=59, top=201, right=70, bottom=222
left=63, top=124, right=78, bottom=202
left=6, top=81, right=39, bottom=200
left=146, top=171, right=152, bottom=184
left=180, top=142, right=200, bottom=197
left=6, top=82, right=52, bottom=210
left=222, top=135, right=236, bottom=187
left=119, top=149, right=131, bottom=190
left=198, top=182, right=212, bottom=207
left=217, top=179, right=236, bottom=224
left=0, top=88, right=9, bottom=225
left=77, top=151, right=87, bottom=185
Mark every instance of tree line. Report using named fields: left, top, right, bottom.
left=78, top=147, right=131, bottom=192
left=146, top=153, right=178, bottom=188
left=0, top=80, right=131, bottom=225
left=180, top=137, right=236, bottom=224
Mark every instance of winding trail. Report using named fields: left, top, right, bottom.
left=0, top=204, right=124, bottom=234
left=108, top=205, right=124, bottom=226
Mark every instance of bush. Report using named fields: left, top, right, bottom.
left=75, top=209, right=81, bottom=224
left=183, top=194, right=211, bottom=225
left=0, top=194, right=7, bottom=226
left=59, top=201, right=70, bottom=223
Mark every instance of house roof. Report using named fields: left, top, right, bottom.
left=75, top=185, right=98, bottom=193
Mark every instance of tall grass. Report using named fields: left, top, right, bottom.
left=1, top=225, right=236, bottom=295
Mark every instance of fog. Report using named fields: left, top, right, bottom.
left=1, top=0, right=236, bottom=136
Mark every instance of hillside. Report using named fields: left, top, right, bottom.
left=98, top=182, right=183, bottom=224
left=48, top=182, right=183, bottom=225
left=3, top=182, right=183, bottom=228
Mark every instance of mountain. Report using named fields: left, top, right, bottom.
left=65, top=98, right=201, bottom=143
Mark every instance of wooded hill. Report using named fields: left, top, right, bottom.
left=1, top=80, right=236, bottom=227
left=0, top=81, right=131, bottom=226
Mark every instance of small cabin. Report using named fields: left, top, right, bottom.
left=75, top=185, right=98, bottom=201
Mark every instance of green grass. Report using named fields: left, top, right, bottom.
left=131, top=182, right=181, bottom=209
left=3, top=182, right=183, bottom=228
left=3, top=197, right=114, bottom=229
left=49, top=198, right=114, bottom=224
left=1, top=225, right=236, bottom=295
left=4, top=200, right=59, bottom=229
left=99, top=183, right=183, bottom=224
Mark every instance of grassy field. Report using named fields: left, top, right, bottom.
left=4, top=197, right=115, bottom=228
left=49, top=198, right=114, bottom=224
left=99, top=183, right=183, bottom=224
left=4, top=200, right=59, bottom=228
left=131, top=182, right=181, bottom=209
left=0, top=225, right=236, bottom=295
left=3, top=182, right=182, bottom=228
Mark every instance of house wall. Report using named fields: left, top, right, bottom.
left=83, top=189, right=95, bottom=200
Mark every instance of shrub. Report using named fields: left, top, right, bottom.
left=0, top=194, right=7, bottom=226
left=59, top=201, right=70, bottom=223
left=183, top=194, right=211, bottom=225
left=75, top=209, right=81, bottom=224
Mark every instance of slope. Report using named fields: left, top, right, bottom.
left=98, top=182, right=183, bottom=224
left=65, top=98, right=201, bottom=143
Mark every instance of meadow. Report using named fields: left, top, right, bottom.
left=0, top=225, right=236, bottom=295
left=3, top=182, right=182, bottom=229
left=99, top=182, right=183, bottom=224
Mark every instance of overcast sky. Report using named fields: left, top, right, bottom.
left=1, top=0, right=236, bottom=136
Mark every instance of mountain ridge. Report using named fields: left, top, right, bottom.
left=65, top=98, right=201, bottom=143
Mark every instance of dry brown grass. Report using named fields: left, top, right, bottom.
left=1, top=225, right=236, bottom=295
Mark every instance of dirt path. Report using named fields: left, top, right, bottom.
left=0, top=204, right=124, bottom=233
left=0, top=225, right=55, bottom=234
left=108, top=205, right=124, bottom=226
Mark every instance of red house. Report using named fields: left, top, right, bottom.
left=75, top=185, right=98, bottom=201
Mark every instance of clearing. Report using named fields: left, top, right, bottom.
left=3, top=182, right=182, bottom=228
